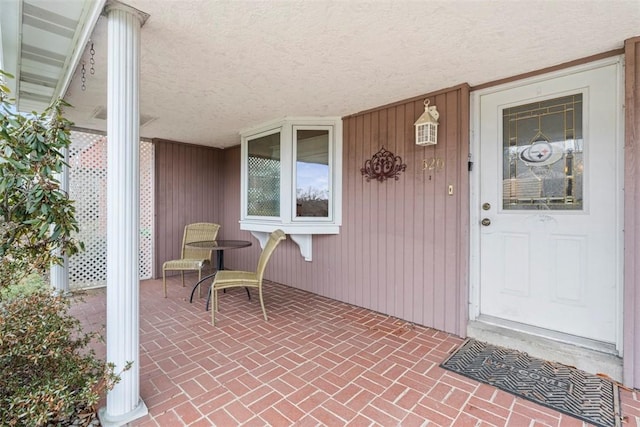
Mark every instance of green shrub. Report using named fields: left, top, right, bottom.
left=0, top=291, right=121, bottom=426
left=0, top=70, right=118, bottom=426
left=0, top=69, right=83, bottom=295
left=0, top=273, right=46, bottom=301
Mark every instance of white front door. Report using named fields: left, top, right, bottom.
left=473, top=58, right=623, bottom=348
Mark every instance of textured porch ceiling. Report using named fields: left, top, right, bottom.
left=3, top=0, right=640, bottom=148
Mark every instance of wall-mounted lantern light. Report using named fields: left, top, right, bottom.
left=414, top=99, right=439, bottom=146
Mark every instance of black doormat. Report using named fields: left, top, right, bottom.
left=441, top=339, right=620, bottom=427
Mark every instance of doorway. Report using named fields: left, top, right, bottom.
left=470, top=57, right=624, bottom=355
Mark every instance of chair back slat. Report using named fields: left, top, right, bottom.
left=181, top=223, right=220, bottom=260
left=256, top=229, right=286, bottom=281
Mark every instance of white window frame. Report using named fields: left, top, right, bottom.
left=292, top=125, right=334, bottom=224
left=243, top=126, right=283, bottom=221
left=240, top=117, right=343, bottom=260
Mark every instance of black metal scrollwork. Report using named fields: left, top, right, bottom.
left=360, top=147, right=407, bottom=182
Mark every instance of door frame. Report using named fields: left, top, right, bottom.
left=469, top=55, right=625, bottom=354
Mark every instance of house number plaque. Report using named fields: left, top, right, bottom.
left=423, top=157, right=444, bottom=172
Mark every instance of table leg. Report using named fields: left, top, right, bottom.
left=217, top=250, right=224, bottom=271
left=189, top=272, right=216, bottom=303
left=189, top=250, right=221, bottom=304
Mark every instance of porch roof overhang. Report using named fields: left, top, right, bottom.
left=0, top=0, right=105, bottom=113
left=1, top=0, right=639, bottom=148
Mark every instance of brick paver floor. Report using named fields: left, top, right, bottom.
left=70, top=277, right=640, bottom=426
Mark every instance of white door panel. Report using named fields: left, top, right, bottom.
left=477, top=61, right=621, bottom=344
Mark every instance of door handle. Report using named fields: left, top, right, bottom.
left=481, top=218, right=491, bottom=226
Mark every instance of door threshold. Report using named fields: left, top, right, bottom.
left=467, top=317, right=622, bottom=382
left=476, top=314, right=618, bottom=354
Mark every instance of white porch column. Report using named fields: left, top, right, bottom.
left=98, top=2, right=149, bottom=426
left=51, top=148, right=69, bottom=296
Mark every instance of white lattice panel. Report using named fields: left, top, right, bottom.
left=139, top=142, right=153, bottom=280
left=68, top=131, right=153, bottom=289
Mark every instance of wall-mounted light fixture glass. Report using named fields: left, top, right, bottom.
left=414, top=99, right=439, bottom=146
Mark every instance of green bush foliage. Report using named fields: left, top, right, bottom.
left=0, top=273, right=45, bottom=300
left=0, top=71, right=121, bottom=425
left=0, top=69, right=83, bottom=294
left=0, top=291, right=122, bottom=426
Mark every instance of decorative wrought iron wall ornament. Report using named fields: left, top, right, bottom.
left=361, top=147, right=407, bottom=182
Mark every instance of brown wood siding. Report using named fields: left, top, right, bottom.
left=220, top=85, right=470, bottom=337
left=219, top=145, right=261, bottom=268
left=153, top=139, right=225, bottom=278
left=624, top=37, right=640, bottom=389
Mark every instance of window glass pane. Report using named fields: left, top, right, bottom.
left=502, top=94, right=583, bottom=210
left=247, top=132, right=280, bottom=217
left=296, top=129, right=329, bottom=218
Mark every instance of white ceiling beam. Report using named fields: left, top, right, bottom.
left=0, top=0, right=22, bottom=97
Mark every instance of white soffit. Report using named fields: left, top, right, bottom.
left=1, top=0, right=103, bottom=113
